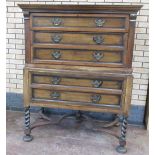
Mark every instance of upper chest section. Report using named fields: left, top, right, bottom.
left=19, top=4, right=142, bottom=68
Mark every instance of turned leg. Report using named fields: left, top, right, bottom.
left=116, top=116, right=128, bottom=153
left=41, top=107, right=45, bottom=114
left=23, top=106, right=33, bottom=142
left=75, top=111, right=83, bottom=123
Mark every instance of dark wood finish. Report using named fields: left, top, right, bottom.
left=24, top=12, right=31, bottom=63
left=19, top=4, right=141, bottom=152
left=127, top=15, right=137, bottom=67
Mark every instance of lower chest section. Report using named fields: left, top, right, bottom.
left=24, top=67, right=132, bottom=114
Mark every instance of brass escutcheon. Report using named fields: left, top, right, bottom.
left=93, top=51, right=104, bottom=61
left=93, top=35, right=104, bottom=44
left=51, top=50, right=61, bottom=60
left=92, top=80, right=103, bottom=88
left=52, top=17, right=62, bottom=26
left=91, top=94, right=101, bottom=103
left=51, top=92, right=60, bottom=100
left=51, top=76, right=61, bottom=85
left=52, top=34, right=62, bottom=43
left=95, top=18, right=106, bottom=27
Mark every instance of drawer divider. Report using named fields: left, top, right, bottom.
left=31, top=83, right=122, bottom=95
left=32, top=43, right=125, bottom=51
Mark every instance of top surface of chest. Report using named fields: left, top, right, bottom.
left=18, top=4, right=142, bottom=13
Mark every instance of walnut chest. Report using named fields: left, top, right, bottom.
left=19, top=4, right=142, bottom=153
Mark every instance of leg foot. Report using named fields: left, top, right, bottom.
left=116, top=145, right=127, bottom=154
left=23, top=135, right=33, bottom=142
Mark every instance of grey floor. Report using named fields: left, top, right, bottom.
left=6, top=111, right=148, bottom=155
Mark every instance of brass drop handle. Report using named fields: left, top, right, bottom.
left=52, top=34, right=62, bottom=43
left=95, top=18, right=106, bottom=27
left=51, top=76, right=61, bottom=85
left=91, top=94, right=101, bottom=104
left=93, top=35, right=104, bottom=44
left=51, top=91, right=60, bottom=100
left=92, top=80, right=103, bottom=88
left=92, top=51, right=104, bottom=61
left=51, top=50, right=61, bottom=60
left=52, top=17, right=62, bottom=26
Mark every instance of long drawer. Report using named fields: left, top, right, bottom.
left=32, top=47, right=125, bottom=67
left=31, top=13, right=129, bottom=32
left=33, top=32, right=126, bottom=46
left=32, top=73, right=123, bottom=90
left=32, top=88, right=121, bottom=106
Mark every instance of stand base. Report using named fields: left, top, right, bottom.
left=23, top=135, right=33, bottom=142
left=116, top=145, right=127, bottom=154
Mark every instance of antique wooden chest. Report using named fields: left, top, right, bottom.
left=19, top=4, right=142, bottom=153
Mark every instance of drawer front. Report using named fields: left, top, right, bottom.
left=32, top=73, right=123, bottom=90
left=32, top=89, right=121, bottom=106
left=33, top=32, right=125, bottom=46
left=33, top=48, right=123, bottom=65
left=31, top=13, right=129, bottom=30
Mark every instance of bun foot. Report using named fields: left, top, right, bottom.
left=23, top=135, right=33, bottom=142
left=116, top=145, right=127, bottom=154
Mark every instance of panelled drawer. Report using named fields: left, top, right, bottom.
left=32, top=73, right=123, bottom=90
left=31, top=13, right=129, bottom=31
left=32, top=88, right=121, bottom=106
left=33, top=48, right=123, bottom=66
left=33, top=32, right=126, bottom=46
